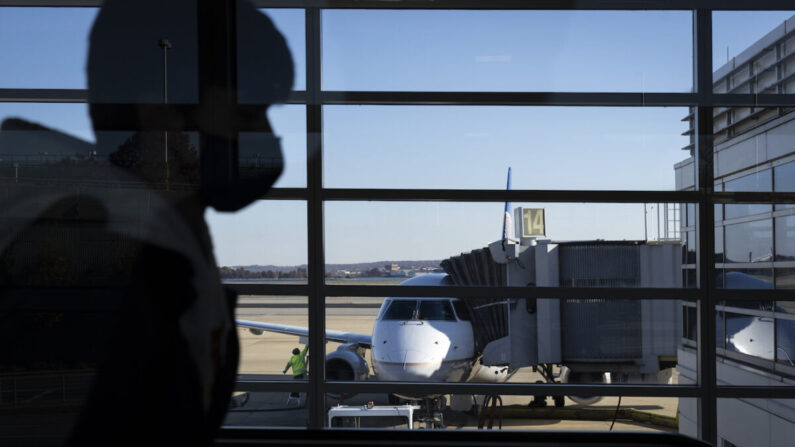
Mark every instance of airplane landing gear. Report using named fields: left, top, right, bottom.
left=417, top=397, right=445, bottom=429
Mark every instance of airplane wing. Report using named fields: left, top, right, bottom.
left=236, top=319, right=372, bottom=349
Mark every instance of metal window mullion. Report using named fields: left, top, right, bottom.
left=233, top=381, right=718, bottom=398
left=319, top=91, right=697, bottom=106
left=694, top=9, right=717, bottom=446
left=321, top=188, right=701, bottom=203
left=249, top=0, right=795, bottom=11
left=305, top=6, right=325, bottom=430
left=0, top=88, right=87, bottom=103
left=321, top=382, right=703, bottom=398
left=320, top=284, right=701, bottom=300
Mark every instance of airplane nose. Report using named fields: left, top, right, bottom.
left=403, top=349, right=431, bottom=365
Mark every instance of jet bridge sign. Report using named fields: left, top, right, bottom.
left=515, top=207, right=546, bottom=237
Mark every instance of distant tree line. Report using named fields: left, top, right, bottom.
left=219, top=266, right=307, bottom=279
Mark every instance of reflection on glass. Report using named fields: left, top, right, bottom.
left=715, top=226, right=725, bottom=263
left=723, top=172, right=773, bottom=219
left=724, top=170, right=772, bottom=193
left=686, top=203, right=696, bottom=227
left=716, top=398, right=795, bottom=447
left=684, top=230, right=697, bottom=264
left=775, top=161, right=795, bottom=210
left=724, top=220, right=773, bottom=263
left=721, top=269, right=774, bottom=290
left=777, top=317, right=795, bottom=366
left=725, top=311, right=774, bottom=361
left=776, top=268, right=795, bottom=289
left=775, top=215, right=795, bottom=261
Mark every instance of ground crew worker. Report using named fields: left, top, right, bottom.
left=283, top=345, right=308, bottom=405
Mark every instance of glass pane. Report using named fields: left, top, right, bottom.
left=775, top=160, right=795, bottom=191
left=685, top=230, right=697, bottom=264
left=713, top=12, right=795, bottom=91
left=323, top=10, right=692, bottom=92
left=236, top=295, right=308, bottom=377
left=417, top=300, right=455, bottom=321
left=716, top=226, right=725, bottom=263
left=324, top=106, right=691, bottom=190
left=222, top=391, right=308, bottom=428
left=329, top=295, right=686, bottom=386
left=206, top=200, right=307, bottom=280
left=776, top=215, right=795, bottom=261
left=777, top=268, right=795, bottom=289
left=0, top=8, right=97, bottom=89
left=0, top=103, right=93, bottom=143
left=724, top=170, right=772, bottom=192
left=86, top=1, right=200, bottom=104
left=722, top=172, right=773, bottom=220
left=325, top=392, right=681, bottom=432
left=716, top=399, right=795, bottom=447
left=775, top=160, right=795, bottom=211
left=268, top=105, right=306, bottom=188
left=776, top=311, right=795, bottom=367
left=724, top=310, right=775, bottom=361
left=721, top=268, right=774, bottom=289
left=238, top=8, right=305, bottom=101
left=325, top=202, right=688, bottom=287
left=383, top=300, right=417, bottom=320
left=724, top=220, right=773, bottom=263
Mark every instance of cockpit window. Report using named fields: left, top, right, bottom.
left=452, top=300, right=471, bottom=321
left=383, top=300, right=418, bottom=320
left=418, top=300, right=456, bottom=321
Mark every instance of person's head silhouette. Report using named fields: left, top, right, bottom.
left=86, top=0, right=293, bottom=213
left=59, top=1, right=295, bottom=445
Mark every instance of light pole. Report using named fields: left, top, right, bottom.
left=158, top=38, right=171, bottom=189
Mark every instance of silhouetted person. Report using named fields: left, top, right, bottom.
left=0, top=1, right=292, bottom=445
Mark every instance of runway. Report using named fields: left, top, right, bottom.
left=227, top=296, right=679, bottom=432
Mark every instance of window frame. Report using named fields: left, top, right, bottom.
left=3, top=1, right=795, bottom=445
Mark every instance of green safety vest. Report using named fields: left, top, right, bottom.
left=286, top=346, right=308, bottom=376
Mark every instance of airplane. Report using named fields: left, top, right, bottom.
left=236, top=169, right=517, bottom=412
left=236, top=271, right=510, bottom=418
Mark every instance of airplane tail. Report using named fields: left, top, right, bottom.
left=502, top=167, right=512, bottom=240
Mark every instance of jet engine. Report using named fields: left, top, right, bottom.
left=558, top=366, right=608, bottom=405
left=325, top=342, right=369, bottom=396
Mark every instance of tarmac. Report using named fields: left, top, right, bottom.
left=228, top=295, right=680, bottom=432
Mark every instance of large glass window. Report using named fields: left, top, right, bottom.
left=4, top=2, right=795, bottom=445
left=322, top=10, right=692, bottom=92
left=724, top=220, right=773, bottom=264
left=776, top=215, right=795, bottom=261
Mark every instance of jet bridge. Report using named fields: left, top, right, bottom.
left=441, top=209, right=681, bottom=387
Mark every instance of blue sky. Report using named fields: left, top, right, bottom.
left=0, top=8, right=792, bottom=266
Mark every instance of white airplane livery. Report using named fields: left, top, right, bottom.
left=236, top=273, right=509, bottom=398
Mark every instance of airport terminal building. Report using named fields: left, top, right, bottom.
left=674, top=15, right=795, bottom=446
